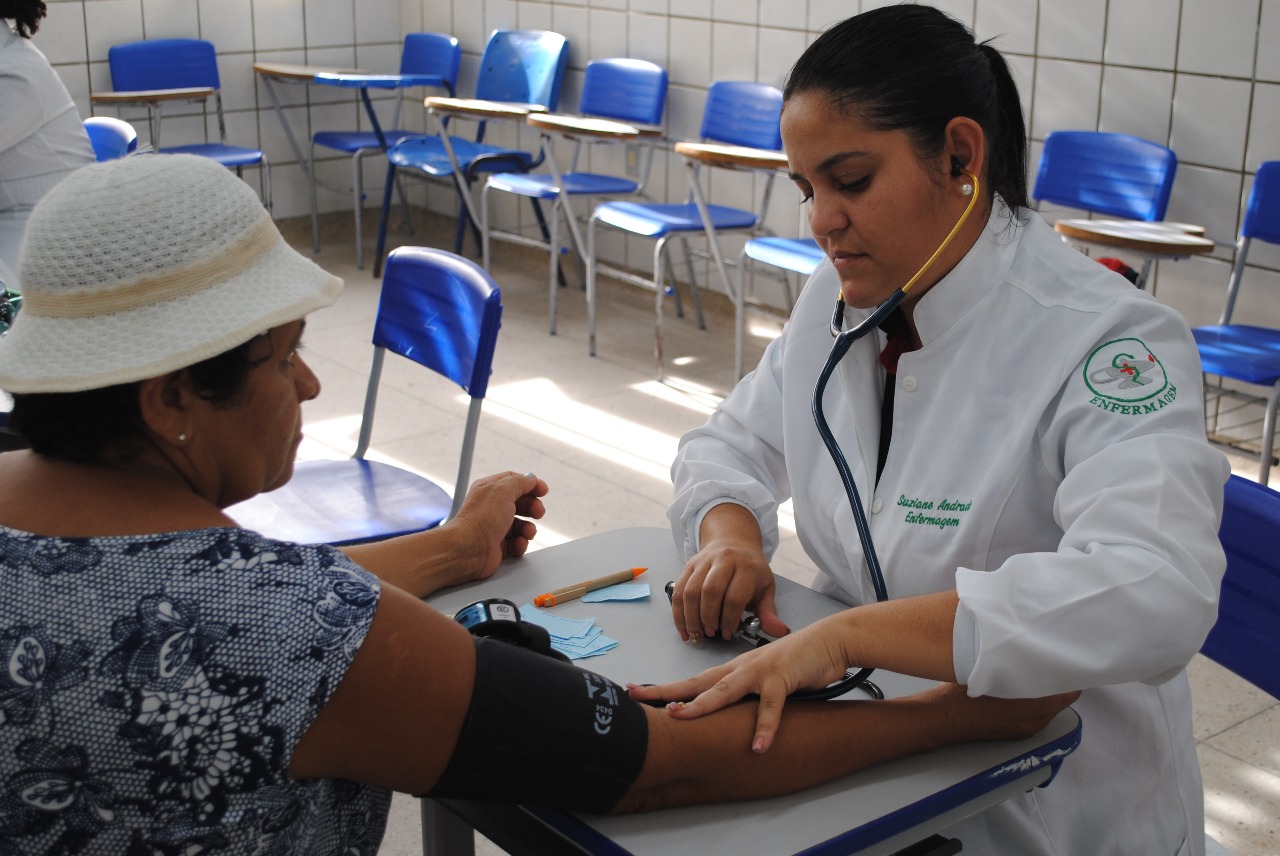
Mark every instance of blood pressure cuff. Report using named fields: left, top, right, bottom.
left=427, top=636, right=649, bottom=813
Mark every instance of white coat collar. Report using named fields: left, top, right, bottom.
left=911, top=198, right=1026, bottom=348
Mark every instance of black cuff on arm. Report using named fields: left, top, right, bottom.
left=427, top=636, right=649, bottom=814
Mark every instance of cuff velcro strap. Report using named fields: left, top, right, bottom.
left=427, top=636, right=649, bottom=814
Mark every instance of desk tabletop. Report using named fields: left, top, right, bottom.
left=674, top=141, right=788, bottom=170
left=252, top=61, right=364, bottom=81
left=91, top=87, right=214, bottom=103
left=528, top=113, right=663, bottom=139
left=425, top=527, right=1081, bottom=856
left=313, top=71, right=448, bottom=89
left=1053, top=218, right=1216, bottom=255
left=425, top=96, right=548, bottom=118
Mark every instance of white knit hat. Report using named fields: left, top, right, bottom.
left=0, top=155, right=342, bottom=393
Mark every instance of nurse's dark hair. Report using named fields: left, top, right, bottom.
left=1, top=0, right=48, bottom=38
left=9, top=337, right=265, bottom=462
left=784, top=4, right=1029, bottom=209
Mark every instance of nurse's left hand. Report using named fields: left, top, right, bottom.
left=627, top=617, right=852, bottom=753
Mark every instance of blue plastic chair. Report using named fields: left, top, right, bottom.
left=1192, top=162, right=1280, bottom=483
left=734, top=236, right=824, bottom=379
left=481, top=58, right=668, bottom=335
left=83, top=116, right=138, bottom=161
left=372, top=29, right=570, bottom=276
left=228, top=247, right=503, bottom=545
left=585, top=80, right=784, bottom=380
left=106, top=39, right=270, bottom=206
left=309, top=33, right=460, bottom=270
left=1033, top=130, right=1177, bottom=287
left=1204, top=474, right=1280, bottom=698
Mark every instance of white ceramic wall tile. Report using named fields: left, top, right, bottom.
left=1148, top=254, right=1231, bottom=328
left=586, top=0, right=624, bottom=9
left=928, top=0, right=975, bottom=30
left=667, top=16, right=710, bottom=87
left=757, top=26, right=806, bottom=89
left=217, top=52, right=259, bottom=113
left=588, top=9, right=627, bottom=61
left=1037, top=0, right=1104, bottom=62
left=141, top=0, right=199, bottom=39
left=199, top=0, right=254, bottom=53
left=712, top=0, right=755, bottom=25
left=253, top=0, right=306, bottom=52
left=807, top=0, right=851, bottom=32
left=1170, top=74, right=1251, bottom=170
left=1246, top=82, right=1280, bottom=171
left=1029, top=59, right=1101, bottom=139
left=1220, top=252, right=1280, bottom=326
left=1103, top=0, right=1179, bottom=71
left=1178, top=0, right=1259, bottom=79
left=1260, top=0, right=1280, bottom=81
left=711, top=21, right=757, bottom=83
left=520, top=2, right=555, bottom=30
left=1004, top=53, right=1034, bottom=132
left=630, top=0, right=666, bottom=13
left=449, top=0, right=486, bottom=49
left=758, top=0, right=800, bottom=31
left=673, top=0, right=711, bottom=20
left=84, top=0, right=143, bottom=63
left=34, top=2, right=88, bottom=65
left=53, top=63, right=92, bottom=115
left=550, top=6, right=589, bottom=63
left=483, top=0, right=518, bottom=38
left=305, top=0, right=355, bottom=48
left=400, top=0, right=424, bottom=34
left=1099, top=66, right=1174, bottom=143
left=362, top=0, right=407, bottom=42
left=973, top=0, right=1037, bottom=57
left=626, top=12, right=668, bottom=71
left=1165, top=164, right=1246, bottom=248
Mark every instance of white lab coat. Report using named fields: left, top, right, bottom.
left=669, top=203, right=1229, bottom=856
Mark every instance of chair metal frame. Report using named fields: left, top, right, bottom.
left=103, top=38, right=271, bottom=208
left=308, top=32, right=460, bottom=270
left=1192, top=162, right=1280, bottom=483
left=480, top=58, right=668, bottom=336
left=372, top=29, right=570, bottom=277
left=227, top=247, right=503, bottom=545
left=1032, top=130, right=1178, bottom=287
left=585, top=80, right=785, bottom=381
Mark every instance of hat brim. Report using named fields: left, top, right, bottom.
left=0, top=234, right=342, bottom=393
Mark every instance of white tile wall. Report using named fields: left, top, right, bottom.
left=37, top=0, right=1280, bottom=337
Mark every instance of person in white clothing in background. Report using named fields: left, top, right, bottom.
left=0, top=0, right=94, bottom=288
left=631, top=6, right=1229, bottom=855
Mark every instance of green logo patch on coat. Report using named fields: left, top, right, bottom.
left=1084, top=337, right=1176, bottom=414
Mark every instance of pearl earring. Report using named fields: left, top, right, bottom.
left=177, top=433, right=188, bottom=443
left=960, top=182, right=974, bottom=197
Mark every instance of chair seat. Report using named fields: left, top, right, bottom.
left=594, top=201, right=757, bottom=238
left=227, top=458, right=452, bottom=546
left=166, top=143, right=265, bottom=168
left=745, top=236, right=825, bottom=275
left=313, top=129, right=423, bottom=153
left=388, top=137, right=536, bottom=177
left=1193, top=325, right=1280, bottom=385
left=487, top=171, right=640, bottom=200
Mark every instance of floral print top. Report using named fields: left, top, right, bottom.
left=0, top=526, right=391, bottom=855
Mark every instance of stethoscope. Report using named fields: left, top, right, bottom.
left=803, top=168, right=983, bottom=700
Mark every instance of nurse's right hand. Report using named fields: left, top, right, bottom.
left=670, top=536, right=790, bottom=643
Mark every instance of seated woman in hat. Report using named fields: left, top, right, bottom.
left=0, top=155, right=1076, bottom=855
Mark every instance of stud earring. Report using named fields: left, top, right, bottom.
left=177, top=433, right=188, bottom=443
left=960, top=182, right=974, bottom=197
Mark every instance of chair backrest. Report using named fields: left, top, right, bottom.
left=372, top=247, right=503, bottom=397
left=579, top=58, right=667, bottom=127
left=401, top=32, right=461, bottom=96
left=84, top=117, right=138, bottom=161
left=474, top=29, right=569, bottom=110
left=1202, top=474, right=1280, bottom=699
left=700, top=81, right=783, bottom=151
left=1033, top=130, right=1177, bottom=222
left=108, top=38, right=221, bottom=91
left=1241, top=161, right=1280, bottom=245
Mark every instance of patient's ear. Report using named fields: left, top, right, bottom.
left=137, top=370, right=192, bottom=447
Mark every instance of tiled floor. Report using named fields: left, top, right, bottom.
left=281, top=210, right=1277, bottom=856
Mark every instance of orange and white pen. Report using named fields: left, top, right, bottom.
left=534, top=567, right=647, bottom=607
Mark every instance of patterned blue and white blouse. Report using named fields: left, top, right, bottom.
left=0, top=525, right=391, bottom=855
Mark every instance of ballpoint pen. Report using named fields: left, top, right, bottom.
left=534, top=567, right=647, bottom=607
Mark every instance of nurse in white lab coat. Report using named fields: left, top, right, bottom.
left=629, top=7, right=1229, bottom=856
